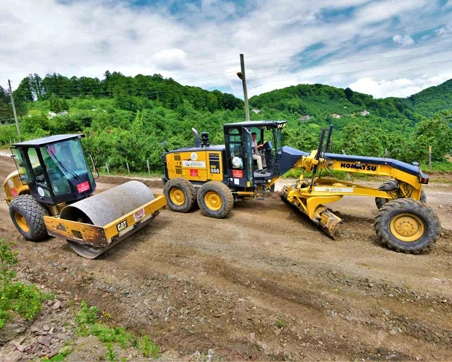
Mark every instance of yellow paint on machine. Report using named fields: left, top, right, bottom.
left=3, top=170, right=31, bottom=205
left=166, top=150, right=223, bottom=181
left=43, top=194, right=166, bottom=247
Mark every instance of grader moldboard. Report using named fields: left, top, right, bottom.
left=3, top=134, right=166, bottom=259
left=162, top=121, right=441, bottom=254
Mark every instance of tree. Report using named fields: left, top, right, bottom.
left=410, top=112, right=452, bottom=163
left=343, top=121, right=385, bottom=157
left=0, top=86, right=12, bottom=124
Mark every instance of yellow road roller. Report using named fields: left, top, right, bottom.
left=3, top=134, right=165, bottom=259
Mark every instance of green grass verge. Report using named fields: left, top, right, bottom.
left=0, top=239, right=51, bottom=329
left=75, top=301, right=160, bottom=359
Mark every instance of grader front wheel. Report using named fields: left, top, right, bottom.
left=197, top=181, right=233, bottom=218
left=375, top=198, right=440, bottom=254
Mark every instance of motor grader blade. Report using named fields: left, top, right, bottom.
left=312, top=205, right=342, bottom=239
left=43, top=181, right=166, bottom=259
left=280, top=183, right=342, bottom=239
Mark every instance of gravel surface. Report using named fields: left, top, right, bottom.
left=0, top=155, right=451, bottom=361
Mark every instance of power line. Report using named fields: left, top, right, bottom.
left=175, top=38, right=452, bottom=80
left=174, top=48, right=452, bottom=83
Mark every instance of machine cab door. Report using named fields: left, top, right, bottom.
left=38, top=139, right=96, bottom=204
left=10, top=147, right=31, bottom=184
left=242, top=127, right=254, bottom=183
left=224, top=126, right=253, bottom=187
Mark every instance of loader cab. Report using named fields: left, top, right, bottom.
left=10, top=134, right=96, bottom=205
left=223, top=120, right=286, bottom=187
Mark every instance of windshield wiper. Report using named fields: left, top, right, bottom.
left=50, top=153, right=81, bottom=181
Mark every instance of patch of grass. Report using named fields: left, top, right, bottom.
left=106, top=343, right=117, bottom=362
left=138, top=335, right=160, bottom=359
left=429, top=161, right=452, bottom=172
left=75, top=300, right=160, bottom=358
left=0, top=239, right=49, bottom=328
left=274, top=317, right=288, bottom=329
left=45, top=344, right=73, bottom=361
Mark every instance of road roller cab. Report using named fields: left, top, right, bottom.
left=7, top=134, right=95, bottom=206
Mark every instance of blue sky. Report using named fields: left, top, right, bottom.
left=1, top=0, right=452, bottom=98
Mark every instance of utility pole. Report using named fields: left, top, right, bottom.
left=8, top=80, right=21, bottom=139
left=237, top=54, right=250, bottom=121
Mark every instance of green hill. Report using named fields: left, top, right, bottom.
left=407, top=79, right=452, bottom=117
left=1, top=72, right=451, bottom=172
left=249, top=83, right=418, bottom=132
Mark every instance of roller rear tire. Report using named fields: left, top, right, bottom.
left=9, top=195, right=49, bottom=241
left=375, top=198, right=440, bottom=254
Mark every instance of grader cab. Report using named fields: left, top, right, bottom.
left=4, top=134, right=166, bottom=259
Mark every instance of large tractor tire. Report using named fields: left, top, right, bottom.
left=164, top=178, right=197, bottom=213
left=9, top=194, right=49, bottom=241
left=374, top=198, right=440, bottom=254
left=197, top=181, right=233, bottom=218
left=375, top=180, right=426, bottom=209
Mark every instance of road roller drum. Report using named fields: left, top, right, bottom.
left=44, top=181, right=166, bottom=258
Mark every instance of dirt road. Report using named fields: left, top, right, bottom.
left=0, top=155, right=451, bottom=360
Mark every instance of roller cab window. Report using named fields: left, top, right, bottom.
left=40, top=139, right=92, bottom=197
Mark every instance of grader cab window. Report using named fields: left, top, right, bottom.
left=228, top=128, right=242, bottom=157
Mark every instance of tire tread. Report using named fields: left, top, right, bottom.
left=374, top=198, right=440, bottom=254
left=9, top=194, right=49, bottom=241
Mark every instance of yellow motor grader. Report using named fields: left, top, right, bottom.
left=162, top=121, right=440, bottom=254
left=3, top=134, right=165, bottom=258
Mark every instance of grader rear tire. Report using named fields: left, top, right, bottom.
left=164, top=178, right=197, bottom=213
left=9, top=195, right=49, bottom=241
left=375, top=198, right=440, bottom=254
left=197, top=181, right=233, bottom=218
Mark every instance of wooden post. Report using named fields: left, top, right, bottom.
left=89, top=154, right=96, bottom=172
left=126, top=162, right=130, bottom=174
left=105, top=162, right=110, bottom=174
left=8, top=80, right=21, bottom=140
left=147, top=159, right=150, bottom=175
left=428, top=145, right=432, bottom=169
left=238, top=54, right=250, bottom=122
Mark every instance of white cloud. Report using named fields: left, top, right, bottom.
left=354, top=0, right=429, bottom=24
left=393, top=35, right=415, bottom=46
left=349, top=73, right=452, bottom=98
left=154, top=49, right=187, bottom=70
left=436, top=23, right=452, bottom=36
left=0, top=0, right=451, bottom=101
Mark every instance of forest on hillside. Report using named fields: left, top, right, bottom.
left=0, top=72, right=451, bottom=173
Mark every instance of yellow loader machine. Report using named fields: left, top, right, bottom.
left=4, top=134, right=165, bottom=259
left=162, top=121, right=441, bottom=254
